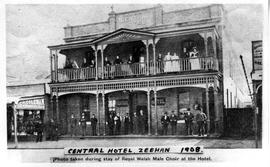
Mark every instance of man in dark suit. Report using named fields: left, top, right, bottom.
left=161, top=112, right=170, bottom=135
left=170, top=111, right=178, bottom=135
left=80, top=113, right=87, bottom=136
left=132, top=112, right=139, bottom=134
left=35, top=119, right=43, bottom=142
left=114, top=113, right=121, bottom=135
left=90, top=114, right=98, bottom=136
left=138, top=110, right=146, bottom=135
left=70, top=113, right=77, bottom=136
left=107, top=113, right=114, bottom=135
left=184, top=108, right=194, bottom=135
left=124, top=113, right=131, bottom=135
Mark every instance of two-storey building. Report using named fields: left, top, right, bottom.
left=47, top=4, right=224, bottom=136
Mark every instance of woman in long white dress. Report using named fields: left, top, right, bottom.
left=171, top=52, right=180, bottom=72
left=164, top=52, right=172, bottom=72
left=189, top=47, right=200, bottom=70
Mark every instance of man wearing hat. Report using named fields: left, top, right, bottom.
left=90, top=114, right=98, bottom=136
left=170, top=111, right=178, bottom=135
left=161, top=112, right=170, bottom=135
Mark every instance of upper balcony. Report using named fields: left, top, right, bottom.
left=53, top=56, right=218, bottom=83
left=49, top=28, right=222, bottom=84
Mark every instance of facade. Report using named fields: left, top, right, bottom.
left=7, top=83, right=50, bottom=140
left=48, top=5, right=224, bottom=136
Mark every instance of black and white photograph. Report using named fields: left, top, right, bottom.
left=1, top=0, right=269, bottom=165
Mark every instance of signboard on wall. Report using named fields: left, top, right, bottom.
left=116, top=8, right=155, bottom=29
left=151, top=97, right=166, bottom=105
left=16, top=97, right=45, bottom=110
left=252, top=40, right=262, bottom=71
left=116, top=99, right=129, bottom=107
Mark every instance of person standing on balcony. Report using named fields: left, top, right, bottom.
left=127, top=54, right=135, bottom=76
left=164, top=52, right=172, bottom=73
left=90, top=114, right=98, bottom=136
left=139, top=56, right=145, bottom=75
left=64, top=58, right=73, bottom=69
left=89, top=59, right=96, bottom=68
left=171, top=53, right=180, bottom=72
left=104, top=57, right=111, bottom=66
left=104, top=57, right=112, bottom=79
left=161, top=112, right=170, bottom=135
left=114, top=56, right=123, bottom=77
left=82, top=58, right=89, bottom=68
left=80, top=58, right=89, bottom=80
left=189, top=47, right=200, bottom=70
left=157, top=54, right=164, bottom=73
left=71, top=59, right=79, bottom=68
left=114, top=55, right=123, bottom=65
left=170, top=110, right=178, bottom=135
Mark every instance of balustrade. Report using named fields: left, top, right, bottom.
left=53, top=57, right=218, bottom=83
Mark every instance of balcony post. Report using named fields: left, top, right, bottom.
left=154, top=87, right=158, bottom=135
left=214, top=78, right=219, bottom=134
left=96, top=92, right=100, bottom=136
left=212, top=32, right=218, bottom=70
left=50, top=90, right=54, bottom=119
left=146, top=40, right=149, bottom=76
left=212, top=32, right=217, bottom=58
left=147, top=89, right=151, bottom=135
left=101, top=45, right=104, bottom=79
left=153, top=38, right=156, bottom=75
left=55, top=91, right=60, bottom=129
left=204, top=33, right=208, bottom=58
left=50, top=49, right=53, bottom=82
left=94, top=45, right=98, bottom=80
left=205, top=83, right=210, bottom=135
left=55, top=50, right=58, bottom=82
left=102, top=91, right=106, bottom=135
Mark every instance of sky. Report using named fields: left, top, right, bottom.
left=5, top=4, right=263, bottom=102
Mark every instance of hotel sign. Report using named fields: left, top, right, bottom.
left=252, top=40, right=262, bottom=71
left=116, top=9, right=154, bottom=29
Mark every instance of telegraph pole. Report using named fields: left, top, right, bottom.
left=240, top=55, right=258, bottom=148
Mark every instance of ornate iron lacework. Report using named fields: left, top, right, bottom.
left=52, top=76, right=215, bottom=93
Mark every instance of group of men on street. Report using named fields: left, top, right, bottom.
left=161, top=105, right=207, bottom=136
left=107, top=109, right=147, bottom=135
left=37, top=105, right=207, bottom=140
left=70, top=113, right=98, bottom=137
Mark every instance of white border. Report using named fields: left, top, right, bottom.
left=0, top=0, right=269, bottom=167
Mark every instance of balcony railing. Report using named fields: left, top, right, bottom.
left=57, top=67, right=96, bottom=82
left=53, top=57, right=218, bottom=83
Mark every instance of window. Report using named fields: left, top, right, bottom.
left=81, top=95, right=90, bottom=121
left=108, top=99, right=116, bottom=113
